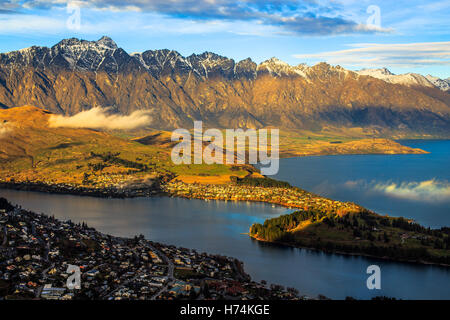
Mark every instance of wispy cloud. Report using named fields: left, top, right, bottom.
left=293, top=41, right=450, bottom=68
left=6, top=0, right=393, bottom=36
left=0, top=1, right=21, bottom=13
left=345, top=179, right=450, bottom=202
left=48, top=107, right=152, bottom=130
left=0, top=15, right=64, bottom=33
left=0, top=9, right=20, bottom=14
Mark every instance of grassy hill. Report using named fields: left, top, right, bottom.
left=0, top=105, right=428, bottom=189
left=0, top=106, right=250, bottom=188
left=126, top=127, right=427, bottom=158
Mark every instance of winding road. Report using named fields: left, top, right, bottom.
left=148, top=244, right=175, bottom=300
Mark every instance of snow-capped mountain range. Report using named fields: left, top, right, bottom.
left=1, top=36, right=448, bottom=91
left=0, top=36, right=449, bottom=136
left=0, top=36, right=333, bottom=80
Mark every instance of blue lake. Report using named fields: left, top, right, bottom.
left=274, top=139, right=450, bottom=228
left=1, top=140, right=449, bottom=300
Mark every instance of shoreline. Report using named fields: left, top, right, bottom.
left=1, top=180, right=449, bottom=269
left=1, top=200, right=310, bottom=301
left=277, top=138, right=430, bottom=158
left=247, top=234, right=450, bottom=268
left=0, top=180, right=330, bottom=210
left=278, top=148, right=430, bottom=159
left=0, top=181, right=165, bottom=199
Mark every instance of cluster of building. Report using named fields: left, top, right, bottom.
left=163, top=181, right=361, bottom=214
left=0, top=179, right=160, bottom=198
left=0, top=201, right=304, bottom=300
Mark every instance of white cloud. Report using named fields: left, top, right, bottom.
left=0, top=14, right=65, bottom=34
left=345, top=179, right=450, bottom=202
left=4, top=0, right=395, bottom=36
left=48, top=107, right=152, bottom=130
left=0, top=8, right=278, bottom=37
left=293, top=41, right=450, bottom=68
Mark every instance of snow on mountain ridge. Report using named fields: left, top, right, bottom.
left=257, top=57, right=313, bottom=78
left=356, top=68, right=437, bottom=89
left=1, top=37, right=449, bottom=89
left=0, top=36, right=122, bottom=72
left=357, top=67, right=394, bottom=76
left=50, top=37, right=120, bottom=71
left=425, top=75, right=450, bottom=91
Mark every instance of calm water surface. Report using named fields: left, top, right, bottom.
left=273, top=140, right=450, bottom=228
left=1, top=140, right=449, bottom=299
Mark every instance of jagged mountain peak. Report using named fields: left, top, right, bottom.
left=191, top=51, right=225, bottom=60
left=187, top=52, right=235, bottom=78
left=426, top=74, right=450, bottom=91
left=134, top=49, right=191, bottom=77
left=53, top=36, right=118, bottom=50
left=261, top=57, right=289, bottom=65
left=310, top=62, right=351, bottom=75
left=258, top=57, right=310, bottom=77
left=49, top=36, right=124, bottom=72
left=0, top=36, right=129, bottom=73
left=133, top=49, right=237, bottom=78
left=356, top=68, right=439, bottom=89
left=188, top=51, right=233, bottom=65
left=53, top=37, right=82, bottom=47
left=311, top=62, right=349, bottom=74
left=234, top=58, right=257, bottom=79
left=380, top=67, right=394, bottom=75
left=358, top=67, right=394, bottom=76
left=97, top=36, right=118, bottom=49
left=312, top=61, right=331, bottom=68
left=238, top=57, right=254, bottom=63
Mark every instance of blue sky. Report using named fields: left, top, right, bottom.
left=0, top=0, right=449, bottom=78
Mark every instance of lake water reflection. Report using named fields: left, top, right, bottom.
left=1, top=188, right=449, bottom=300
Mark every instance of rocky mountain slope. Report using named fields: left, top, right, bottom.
left=0, top=36, right=449, bottom=137
left=425, top=75, right=450, bottom=92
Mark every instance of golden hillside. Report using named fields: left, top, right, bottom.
left=0, top=106, right=250, bottom=187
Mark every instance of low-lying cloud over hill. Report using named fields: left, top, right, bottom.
left=48, top=107, right=152, bottom=130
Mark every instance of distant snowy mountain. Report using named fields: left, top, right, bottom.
left=357, top=67, right=394, bottom=77
left=356, top=68, right=436, bottom=89
left=425, top=75, right=450, bottom=92
left=356, top=68, right=449, bottom=92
